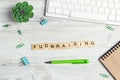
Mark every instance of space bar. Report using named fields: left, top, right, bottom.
left=71, top=11, right=108, bottom=21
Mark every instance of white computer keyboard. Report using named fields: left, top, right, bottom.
left=45, top=0, right=120, bottom=25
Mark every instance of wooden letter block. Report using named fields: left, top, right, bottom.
left=49, top=43, right=56, bottom=50
left=60, top=42, right=70, bottom=49
left=31, top=44, right=36, bottom=50
left=78, top=41, right=82, bottom=48
left=71, top=41, right=80, bottom=48
left=82, top=41, right=90, bottom=47
left=54, top=43, right=62, bottom=50
left=90, top=41, right=95, bottom=46
left=43, top=43, right=50, bottom=49
left=31, top=43, right=45, bottom=50
left=82, top=41, right=95, bottom=47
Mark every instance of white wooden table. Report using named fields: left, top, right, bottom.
left=0, top=0, right=120, bottom=80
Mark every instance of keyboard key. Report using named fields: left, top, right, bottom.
left=93, top=7, right=98, bottom=13
left=84, top=0, right=90, bottom=5
left=116, top=16, right=120, bottom=21
left=91, top=1, right=96, bottom=6
left=108, top=0, right=113, bottom=2
left=71, top=11, right=108, bottom=21
left=114, top=0, right=119, bottom=3
left=80, top=6, right=86, bottom=11
left=62, top=3, right=68, bottom=9
left=78, top=0, right=84, bottom=4
left=99, top=8, right=104, bottom=13
left=103, top=2, right=108, bottom=7
left=109, top=3, right=115, bottom=8
left=108, top=15, right=116, bottom=21
left=72, top=0, right=78, bottom=4
left=117, top=10, right=120, bottom=16
left=46, top=13, right=69, bottom=18
left=115, top=4, right=120, bottom=9
left=97, top=1, right=102, bottom=7
left=60, top=0, right=65, bottom=2
left=86, top=6, right=93, bottom=12
left=63, top=10, right=70, bottom=15
left=68, top=4, right=74, bottom=10
left=105, top=9, right=110, bottom=15
left=56, top=8, right=63, bottom=14
left=66, top=0, right=72, bottom=3
left=110, top=9, right=116, bottom=15
left=74, top=5, right=80, bottom=10
left=49, top=2, right=62, bottom=8
left=48, top=7, right=55, bottom=13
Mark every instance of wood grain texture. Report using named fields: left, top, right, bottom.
left=0, top=0, right=120, bottom=80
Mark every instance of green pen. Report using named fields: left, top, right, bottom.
left=45, top=59, right=89, bottom=64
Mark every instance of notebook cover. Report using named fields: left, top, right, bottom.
left=99, top=41, right=120, bottom=80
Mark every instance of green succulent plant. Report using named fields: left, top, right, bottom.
left=12, top=1, right=34, bottom=22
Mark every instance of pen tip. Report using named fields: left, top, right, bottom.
left=45, top=61, right=51, bottom=64
left=85, top=59, right=89, bottom=63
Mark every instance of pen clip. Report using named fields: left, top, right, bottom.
left=71, top=62, right=87, bottom=64
left=72, top=60, right=89, bottom=64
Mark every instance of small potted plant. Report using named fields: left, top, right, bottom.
left=12, top=1, right=34, bottom=23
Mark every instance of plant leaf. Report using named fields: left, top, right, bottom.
left=22, top=6, right=28, bottom=13
left=23, top=1, right=28, bottom=6
left=25, top=17, right=29, bottom=22
left=16, top=2, right=21, bottom=8
left=12, top=7, right=16, bottom=12
left=28, top=5, right=33, bottom=12
left=29, top=12, right=34, bottom=18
